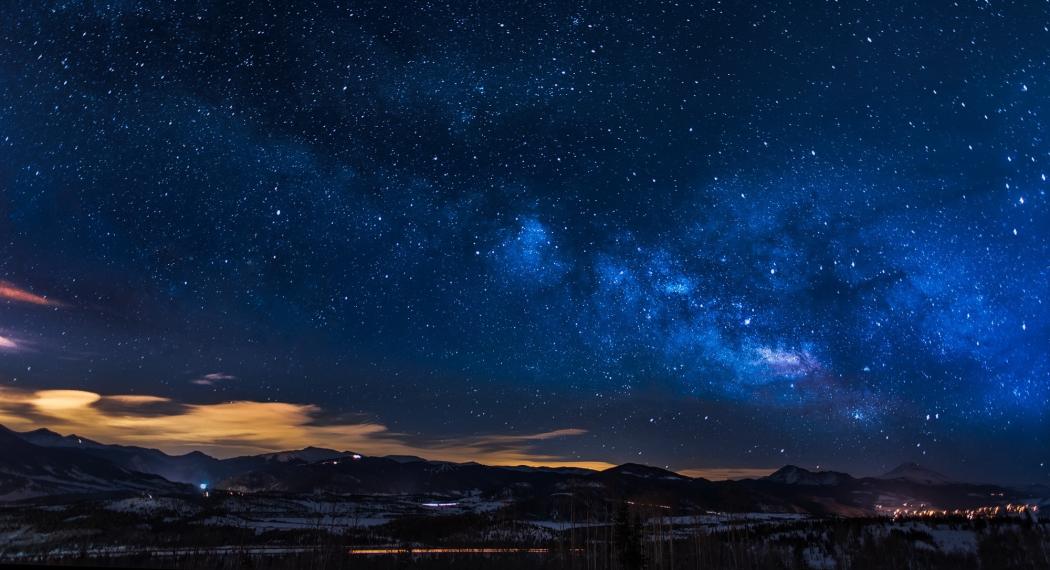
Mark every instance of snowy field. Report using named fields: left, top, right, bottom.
left=0, top=492, right=1047, bottom=569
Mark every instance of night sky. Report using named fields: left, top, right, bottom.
left=0, top=1, right=1047, bottom=483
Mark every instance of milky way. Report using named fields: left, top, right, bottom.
left=0, top=1, right=1047, bottom=483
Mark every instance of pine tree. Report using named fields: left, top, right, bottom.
left=613, top=500, right=644, bottom=569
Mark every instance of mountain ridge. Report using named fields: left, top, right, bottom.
left=0, top=425, right=188, bottom=500
left=878, top=462, right=954, bottom=485
left=4, top=424, right=1047, bottom=517
left=764, top=465, right=852, bottom=486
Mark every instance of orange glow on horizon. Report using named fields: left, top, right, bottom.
left=0, top=387, right=768, bottom=476
left=0, top=386, right=615, bottom=469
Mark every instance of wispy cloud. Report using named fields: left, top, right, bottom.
left=0, top=387, right=612, bottom=469
left=191, top=372, right=237, bottom=386
left=0, top=331, right=35, bottom=354
left=0, top=281, right=65, bottom=307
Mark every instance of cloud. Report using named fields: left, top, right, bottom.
left=473, top=428, right=589, bottom=442
left=106, top=395, right=172, bottom=404
left=191, top=372, right=237, bottom=386
left=0, top=335, right=19, bottom=351
left=31, top=389, right=101, bottom=411
left=94, top=394, right=189, bottom=418
left=0, top=281, right=65, bottom=307
left=0, top=386, right=612, bottom=469
left=418, top=428, right=612, bottom=469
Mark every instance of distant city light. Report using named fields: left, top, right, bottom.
left=875, top=502, right=1038, bottom=520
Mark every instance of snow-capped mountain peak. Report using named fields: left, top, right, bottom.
left=878, top=462, right=953, bottom=485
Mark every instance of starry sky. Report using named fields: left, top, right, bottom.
left=0, top=1, right=1047, bottom=483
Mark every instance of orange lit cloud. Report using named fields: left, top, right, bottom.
left=0, top=281, right=65, bottom=307
left=0, top=386, right=613, bottom=469
left=106, top=395, right=172, bottom=405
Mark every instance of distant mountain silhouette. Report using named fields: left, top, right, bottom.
left=602, top=463, right=689, bottom=480
left=764, top=465, right=852, bottom=486
left=254, top=446, right=354, bottom=464
left=17, top=426, right=359, bottom=485
left=3, top=424, right=1047, bottom=516
left=0, top=426, right=187, bottom=500
left=878, top=462, right=954, bottom=485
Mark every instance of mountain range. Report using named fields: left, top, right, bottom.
left=2, top=424, right=1047, bottom=517
left=0, top=426, right=187, bottom=500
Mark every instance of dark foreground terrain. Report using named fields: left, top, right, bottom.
left=0, top=490, right=1047, bottom=569
left=1, top=425, right=1048, bottom=568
